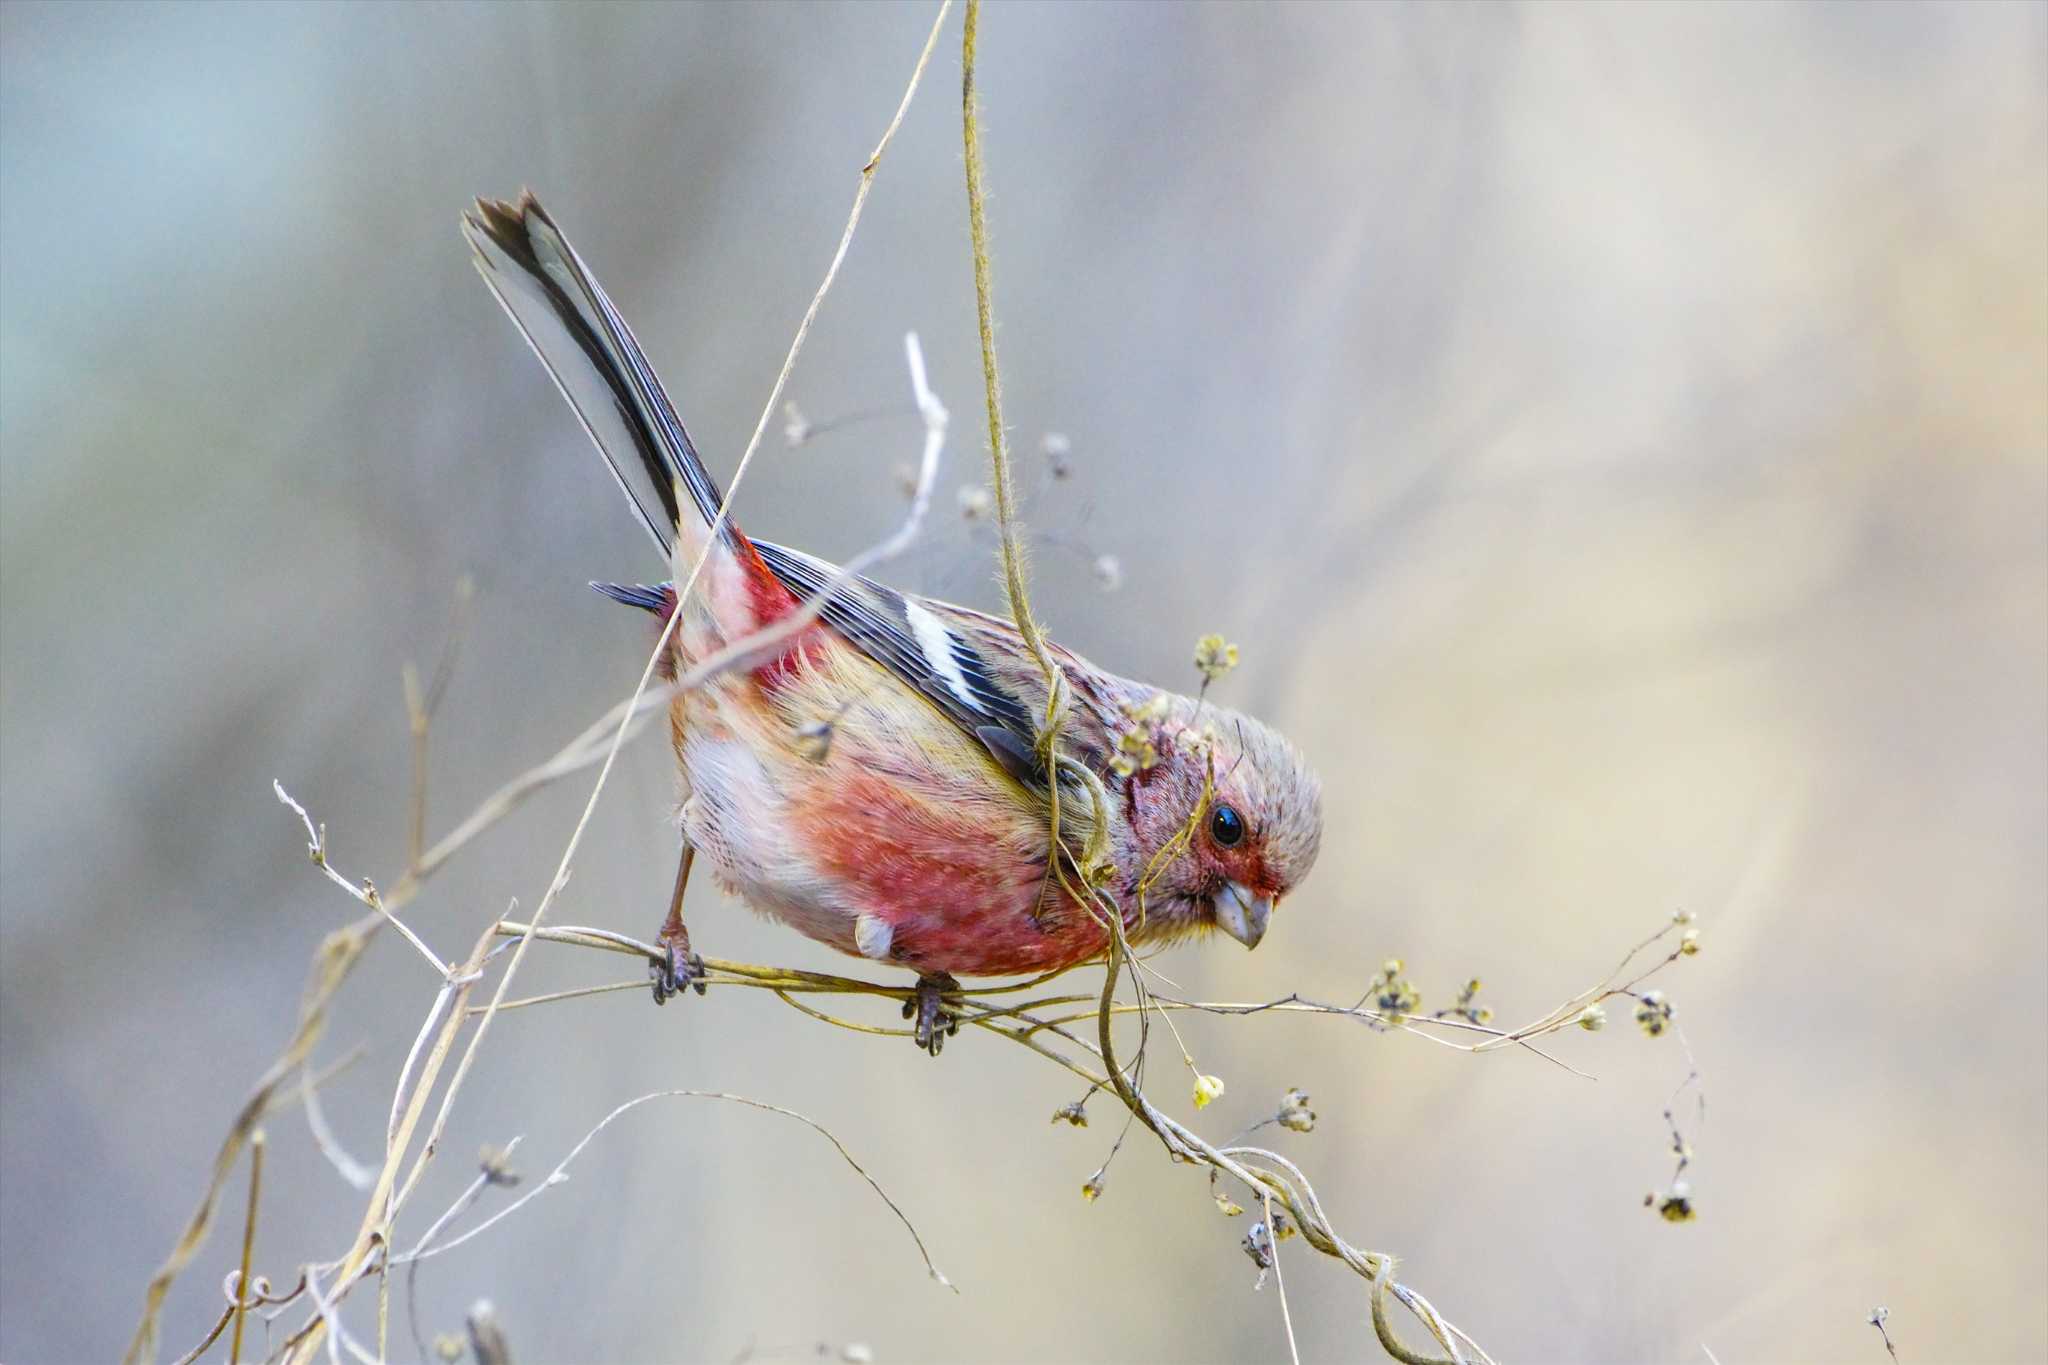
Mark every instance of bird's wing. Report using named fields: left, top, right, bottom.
left=749, top=541, right=1050, bottom=776
left=598, top=543, right=1124, bottom=789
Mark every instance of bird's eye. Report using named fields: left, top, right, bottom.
left=1209, top=803, right=1245, bottom=847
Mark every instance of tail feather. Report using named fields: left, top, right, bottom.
left=591, top=581, right=673, bottom=615
left=462, top=192, right=733, bottom=558
left=473, top=192, right=1046, bottom=770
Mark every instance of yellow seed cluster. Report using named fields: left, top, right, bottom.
left=1049, top=1100, right=1089, bottom=1127
left=1278, top=1087, right=1317, bottom=1133
left=1651, top=1183, right=1697, bottom=1223
left=1193, top=633, right=1240, bottom=683
left=1369, top=958, right=1422, bottom=1024
left=1447, top=977, right=1493, bottom=1025
left=1110, top=694, right=1171, bottom=777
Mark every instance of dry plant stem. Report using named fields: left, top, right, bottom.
left=466, top=906, right=1690, bottom=1365
left=475, top=919, right=1670, bottom=1092
left=1099, top=928, right=1476, bottom=1365
left=960, top=0, right=1049, bottom=677
left=229, top=1131, right=265, bottom=1364
left=301, top=1050, right=376, bottom=1191
left=125, top=919, right=369, bottom=1365
left=692, top=0, right=954, bottom=573
left=308, top=646, right=670, bottom=1361
left=303, top=1259, right=379, bottom=1365
left=960, top=0, right=1147, bottom=1132
left=400, top=580, right=471, bottom=876
left=974, top=24, right=1507, bottom=1326
left=170, top=1306, right=237, bottom=1365
left=1262, top=1189, right=1302, bottom=1365
left=484, top=921, right=1082, bottom=1000
left=1477, top=919, right=1688, bottom=1051
left=659, top=329, right=947, bottom=698
left=275, top=784, right=446, bottom=976
left=172, top=1267, right=324, bottom=1365
left=959, top=13, right=1474, bottom=1357
left=390, top=1091, right=951, bottom=1289
left=163, top=1062, right=361, bottom=1365
left=961, top=0, right=1113, bottom=916
left=408, top=691, right=663, bottom=888
left=281, top=917, right=502, bottom=1362
left=208, top=866, right=1652, bottom=1365
left=402, top=1136, right=525, bottom=1360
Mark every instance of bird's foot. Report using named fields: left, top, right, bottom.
left=650, top=922, right=707, bottom=1005
left=651, top=843, right=705, bottom=1006
left=902, top=972, right=962, bottom=1056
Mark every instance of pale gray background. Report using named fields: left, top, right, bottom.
left=2, top=2, right=2044, bottom=1362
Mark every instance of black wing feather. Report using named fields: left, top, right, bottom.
left=752, top=541, right=1040, bottom=752
left=592, top=547, right=1042, bottom=778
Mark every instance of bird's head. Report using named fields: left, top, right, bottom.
left=1117, top=694, right=1324, bottom=951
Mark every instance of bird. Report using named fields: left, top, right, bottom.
left=462, top=192, right=1324, bottom=1053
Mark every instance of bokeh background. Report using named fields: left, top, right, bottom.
left=3, top=2, right=2043, bottom=1361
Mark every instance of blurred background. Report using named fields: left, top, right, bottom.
left=3, top=2, right=2043, bottom=1361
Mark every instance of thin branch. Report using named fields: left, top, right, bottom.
left=1261, top=1189, right=1302, bottom=1365
left=170, top=1304, right=236, bottom=1365
left=302, top=1260, right=379, bottom=1365
left=466, top=980, right=645, bottom=1015
left=404, top=1138, right=524, bottom=1361
left=274, top=783, right=446, bottom=976
left=659, top=329, right=948, bottom=697
left=409, top=690, right=664, bottom=885
left=390, top=1091, right=952, bottom=1290
left=299, top=1052, right=376, bottom=1192
left=125, top=916, right=370, bottom=1365
left=229, top=1131, right=264, bottom=1364
left=689, top=0, right=954, bottom=583
left=469, top=924, right=1604, bottom=1091
left=1091, top=904, right=1482, bottom=1365
left=385, top=967, right=477, bottom=1156
left=960, top=0, right=1050, bottom=676
left=404, top=574, right=474, bottom=875
left=272, top=917, right=499, bottom=1363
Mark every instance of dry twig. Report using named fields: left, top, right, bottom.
left=229, top=1131, right=264, bottom=1365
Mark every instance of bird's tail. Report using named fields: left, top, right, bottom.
left=464, top=192, right=795, bottom=649
left=462, top=191, right=739, bottom=561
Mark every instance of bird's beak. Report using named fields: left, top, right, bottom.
left=1214, top=881, right=1273, bottom=950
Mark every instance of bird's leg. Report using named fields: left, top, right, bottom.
left=901, top=971, right=963, bottom=1056
left=650, top=843, right=706, bottom=1004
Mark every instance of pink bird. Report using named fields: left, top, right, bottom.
left=464, top=194, right=1324, bottom=1053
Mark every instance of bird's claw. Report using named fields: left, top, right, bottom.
left=903, top=972, right=962, bottom=1056
left=651, top=928, right=707, bottom=1005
